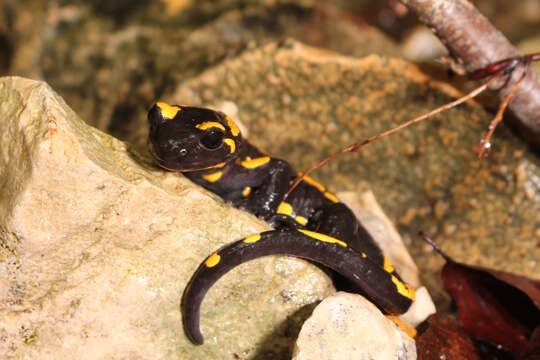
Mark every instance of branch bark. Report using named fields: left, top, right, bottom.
left=400, top=0, right=540, bottom=150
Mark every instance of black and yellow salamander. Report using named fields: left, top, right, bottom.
left=147, top=101, right=415, bottom=345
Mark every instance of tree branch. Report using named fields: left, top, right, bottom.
left=400, top=0, right=540, bottom=150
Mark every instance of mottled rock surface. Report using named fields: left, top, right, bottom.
left=1, top=0, right=399, bottom=145
left=292, top=292, right=416, bottom=360
left=0, top=77, right=337, bottom=359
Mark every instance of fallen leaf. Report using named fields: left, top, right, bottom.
left=416, top=315, right=480, bottom=360
left=442, top=259, right=539, bottom=355
left=420, top=232, right=540, bottom=356
left=519, top=325, right=540, bottom=360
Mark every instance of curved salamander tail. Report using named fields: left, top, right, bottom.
left=181, top=229, right=415, bottom=345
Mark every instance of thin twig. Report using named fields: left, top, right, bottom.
left=476, top=64, right=529, bottom=158
left=400, top=0, right=540, bottom=150
left=418, top=231, right=453, bottom=262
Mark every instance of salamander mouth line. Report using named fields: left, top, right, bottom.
left=148, top=143, right=226, bottom=172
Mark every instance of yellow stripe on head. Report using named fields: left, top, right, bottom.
left=225, top=116, right=240, bottom=137
left=223, top=138, right=236, bottom=153
left=391, top=275, right=415, bottom=300
left=324, top=192, right=339, bottom=203
left=156, top=101, right=181, bottom=120
left=240, top=156, right=270, bottom=169
left=298, top=229, right=347, bottom=247
left=205, top=253, right=221, bottom=268
left=243, top=233, right=261, bottom=243
left=202, top=171, right=223, bottom=183
left=196, top=121, right=226, bottom=131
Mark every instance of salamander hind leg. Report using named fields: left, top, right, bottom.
left=181, top=229, right=414, bottom=344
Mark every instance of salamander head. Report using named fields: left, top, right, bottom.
left=147, top=102, right=242, bottom=171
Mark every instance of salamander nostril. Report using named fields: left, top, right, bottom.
left=179, top=149, right=188, bottom=157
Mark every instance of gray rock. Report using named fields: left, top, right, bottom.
left=400, top=26, right=448, bottom=62
left=0, top=76, right=337, bottom=359
left=0, top=76, right=427, bottom=359
left=292, top=292, right=416, bottom=360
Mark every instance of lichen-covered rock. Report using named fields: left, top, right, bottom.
left=292, top=292, right=416, bottom=360
left=0, top=77, right=338, bottom=359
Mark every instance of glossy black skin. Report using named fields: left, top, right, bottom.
left=148, top=103, right=414, bottom=345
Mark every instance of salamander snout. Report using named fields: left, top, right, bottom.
left=147, top=104, right=165, bottom=126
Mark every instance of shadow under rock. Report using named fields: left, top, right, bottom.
left=250, top=301, right=320, bottom=360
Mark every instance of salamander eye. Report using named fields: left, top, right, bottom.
left=200, top=129, right=224, bottom=150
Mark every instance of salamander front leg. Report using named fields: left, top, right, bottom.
left=243, top=159, right=293, bottom=221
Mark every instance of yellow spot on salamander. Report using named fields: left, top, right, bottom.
left=324, top=191, right=339, bottom=203
left=225, top=116, right=240, bottom=137
left=196, top=121, right=226, bottom=131
left=361, top=252, right=367, bottom=258
left=295, top=215, right=308, bottom=226
left=240, top=156, right=270, bottom=169
left=277, top=201, right=293, bottom=216
left=156, top=101, right=181, bottom=120
left=202, top=171, right=223, bottom=183
left=242, top=186, right=251, bottom=197
left=391, top=275, right=415, bottom=300
left=205, top=253, right=221, bottom=268
left=383, top=255, right=395, bottom=273
left=301, top=174, right=326, bottom=192
left=298, top=229, right=347, bottom=248
left=243, top=233, right=261, bottom=243
left=223, top=138, right=236, bottom=153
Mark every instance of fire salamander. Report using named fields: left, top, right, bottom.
left=147, top=102, right=415, bottom=345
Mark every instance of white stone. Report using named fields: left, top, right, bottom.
left=0, top=77, right=335, bottom=359
left=292, top=292, right=416, bottom=360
